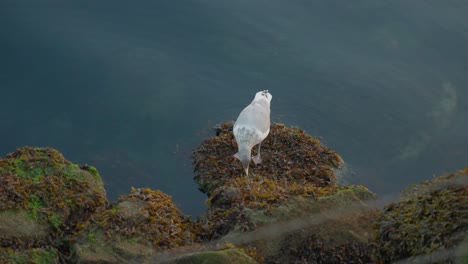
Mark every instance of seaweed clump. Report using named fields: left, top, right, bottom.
left=0, top=146, right=107, bottom=261
left=75, top=187, right=198, bottom=263
left=373, top=168, right=468, bottom=263
left=193, top=122, right=378, bottom=263
left=193, top=122, right=342, bottom=196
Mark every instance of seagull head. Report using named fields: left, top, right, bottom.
left=253, top=90, right=272, bottom=104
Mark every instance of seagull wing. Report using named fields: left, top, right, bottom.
left=234, top=101, right=270, bottom=147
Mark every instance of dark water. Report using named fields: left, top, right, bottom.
left=1, top=0, right=467, bottom=216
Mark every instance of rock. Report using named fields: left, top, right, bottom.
left=193, top=122, right=342, bottom=196
left=0, top=246, right=59, bottom=264
left=0, top=210, right=48, bottom=241
left=162, top=249, right=258, bottom=264
left=219, top=186, right=378, bottom=263
left=372, top=168, right=468, bottom=263
left=74, top=230, right=150, bottom=264
left=193, top=122, right=377, bottom=262
left=194, top=122, right=347, bottom=240
left=74, top=187, right=197, bottom=263
left=455, top=233, right=468, bottom=264
left=1, top=125, right=464, bottom=264
left=0, top=147, right=107, bottom=261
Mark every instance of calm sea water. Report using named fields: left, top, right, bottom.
left=1, top=0, right=467, bottom=216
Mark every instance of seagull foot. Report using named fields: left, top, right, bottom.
left=252, top=155, right=262, bottom=165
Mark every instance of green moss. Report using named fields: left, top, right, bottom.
left=0, top=147, right=108, bottom=262
left=87, top=165, right=100, bottom=178
left=26, top=195, right=44, bottom=221
left=86, top=231, right=95, bottom=241
left=10, top=158, right=44, bottom=183
left=10, top=255, right=27, bottom=264
left=48, top=213, right=62, bottom=229
left=86, top=231, right=98, bottom=246
left=128, top=236, right=139, bottom=244
left=30, top=248, right=57, bottom=264
left=13, top=158, right=26, bottom=176
left=61, top=166, right=77, bottom=178
left=7, top=248, right=58, bottom=264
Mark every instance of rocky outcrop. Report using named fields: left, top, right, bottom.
left=74, top=187, right=198, bottom=263
left=0, top=147, right=107, bottom=262
left=193, top=122, right=342, bottom=196
left=373, top=168, right=468, bottom=263
left=193, top=122, right=378, bottom=263
left=162, top=248, right=257, bottom=264
left=0, top=123, right=466, bottom=263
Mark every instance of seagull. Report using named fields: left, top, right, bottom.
left=233, top=90, right=272, bottom=177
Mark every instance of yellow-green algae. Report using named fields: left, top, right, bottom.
left=372, top=168, right=468, bottom=263
left=0, top=147, right=107, bottom=262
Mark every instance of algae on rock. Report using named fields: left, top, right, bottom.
left=373, top=168, right=468, bottom=263
left=74, top=187, right=198, bottom=263
left=162, top=248, right=258, bottom=264
left=0, top=246, right=60, bottom=264
left=0, top=147, right=107, bottom=261
left=193, top=122, right=378, bottom=263
left=1, top=125, right=466, bottom=264
left=193, top=122, right=342, bottom=196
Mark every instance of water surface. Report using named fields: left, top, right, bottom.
left=1, top=0, right=467, bottom=216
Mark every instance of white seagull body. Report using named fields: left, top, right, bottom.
left=233, top=90, right=272, bottom=176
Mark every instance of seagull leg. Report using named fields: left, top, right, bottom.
left=252, top=143, right=263, bottom=164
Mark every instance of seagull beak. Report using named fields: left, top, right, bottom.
left=245, top=167, right=249, bottom=177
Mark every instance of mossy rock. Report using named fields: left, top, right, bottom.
left=198, top=180, right=373, bottom=240
left=217, top=186, right=378, bottom=263
left=75, top=188, right=198, bottom=263
left=163, top=249, right=258, bottom=264
left=74, top=229, right=154, bottom=264
left=455, top=233, right=468, bottom=264
left=0, top=210, right=48, bottom=242
left=192, top=123, right=378, bottom=262
left=0, top=246, right=59, bottom=264
left=372, top=168, right=468, bottom=263
left=193, top=122, right=342, bottom=196
left=0, top=147, right=107, bottom=259
left=194, top=122, right=348, bottom=240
